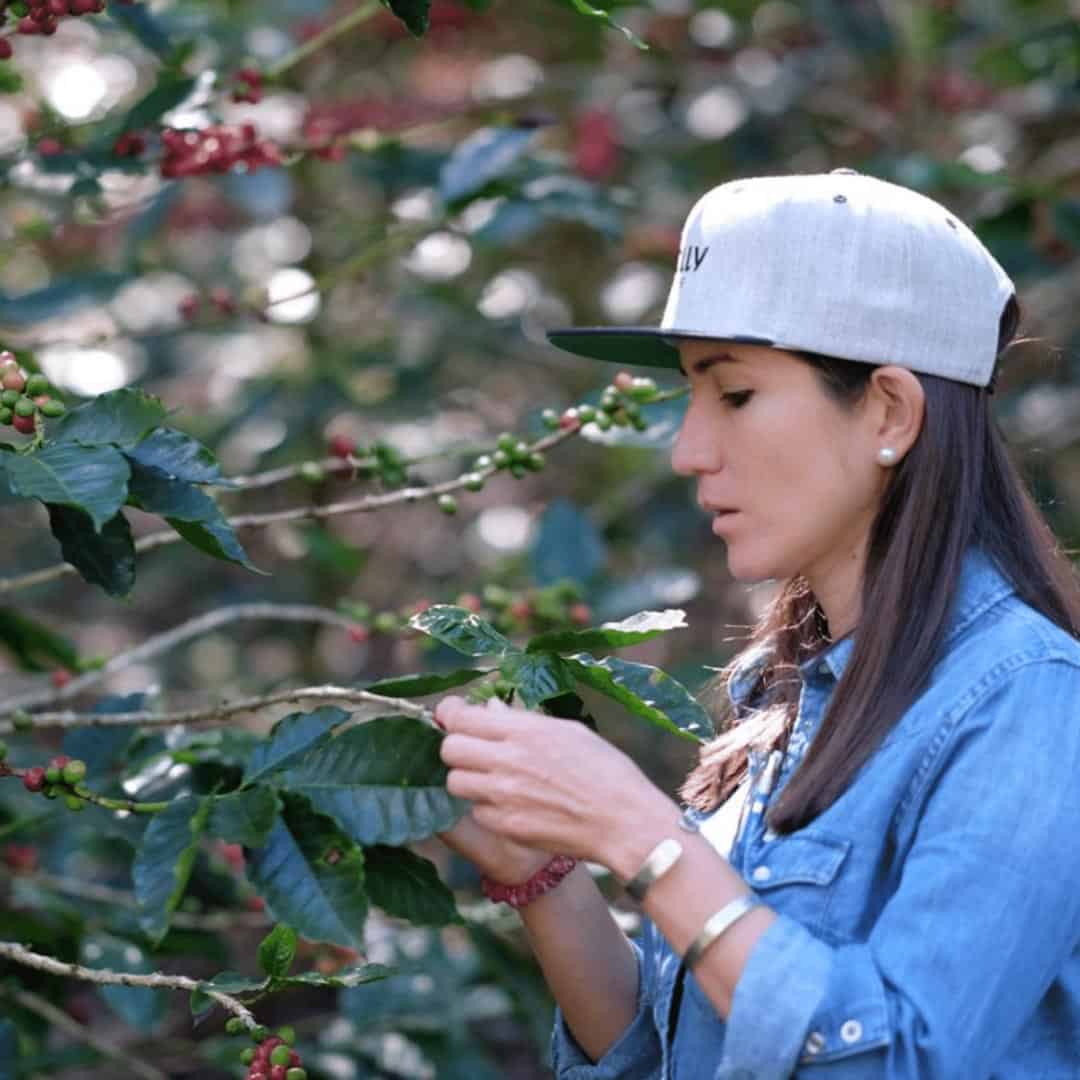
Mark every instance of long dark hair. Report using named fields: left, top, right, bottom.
left=679, top=296, right=1080, bottom=833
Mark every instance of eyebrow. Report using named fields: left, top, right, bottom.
left=677, top=352, right=740, bottom=377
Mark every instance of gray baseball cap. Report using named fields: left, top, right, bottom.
left=547, top=170, right=1015, bottom=388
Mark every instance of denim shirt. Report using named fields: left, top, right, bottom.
left=550, top=546, right=1080, bottom=1079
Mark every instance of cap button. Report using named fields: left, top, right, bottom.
left=830, top=167, right=859, bottom=175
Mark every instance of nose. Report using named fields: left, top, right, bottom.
left=671, top=393, right=721, bottom=477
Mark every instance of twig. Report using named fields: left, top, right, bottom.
left=0, top=425, right=578, bottom=597
left=266, top=0, right=382, bottom=79
left=8, top=869, right=270, bottom=931
left=1, top=603, right=369, bottom=714
left=0, top=684, right=431, bottom=735
left=0, top=940, right=257, bottom=1028
left=0, top=984, right=169, bottom=1080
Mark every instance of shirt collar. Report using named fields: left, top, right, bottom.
left=726, top=545, right=1016, bottom=704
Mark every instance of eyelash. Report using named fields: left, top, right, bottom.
left=722, top=390, right=753, bottom=409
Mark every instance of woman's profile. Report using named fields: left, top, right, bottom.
left=435, top=170, right=1080, bottom=1079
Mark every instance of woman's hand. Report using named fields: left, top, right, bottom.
left=435, top=809, right=553, bottom=886
left=434, top=693, right=671, bottom=871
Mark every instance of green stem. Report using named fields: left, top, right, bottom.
left=73, top=788, right=169, bottom=814
left=266, top=0, right=383, bottom=80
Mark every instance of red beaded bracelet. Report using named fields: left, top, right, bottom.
left=480, top=855, right=578, bottom=909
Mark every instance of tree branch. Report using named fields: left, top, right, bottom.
left=0, top=984, right=169, bottom=1080
left=266, top=0, right=382, bottom=79
left=0, top=425, right=578, bottom=597
left=0, top=940, right=257, bottom=1029
left=0, top=684, right=432, bottom=735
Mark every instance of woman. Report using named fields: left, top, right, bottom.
left=434, top=170, right=1080, bottom=1078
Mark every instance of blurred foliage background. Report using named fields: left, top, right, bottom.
left=1, top=0, right=1079, bottom=1076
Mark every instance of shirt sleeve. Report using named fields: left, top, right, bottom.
left=551, top=917, right=663, bottom=1079
left=716, top=656, right=1080, bottom=1079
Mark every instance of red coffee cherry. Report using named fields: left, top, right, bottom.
left=12, top=413, right=35, bottom=434
left=51, top=668, right=72, bottom=688
left=327, top=434, right=356, bottom=459
left=23, top=767, right=46, bottom=792
left=178, top=294, right=201, bottom=321
left=0, top=39, right=13, bottom=59
left=569, top=603, right=592, bottom=626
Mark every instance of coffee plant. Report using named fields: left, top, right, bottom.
left=0, top=0, right=1079, bottom=1076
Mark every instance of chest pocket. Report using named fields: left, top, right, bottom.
left=743, top=828, right=852, bottom=942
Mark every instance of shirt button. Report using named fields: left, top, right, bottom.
left=804, top=1031, right=826, bottom=1054
left=840, top=1019, right=863, bottom=1043
left=751, top=865, right=772, bottom=883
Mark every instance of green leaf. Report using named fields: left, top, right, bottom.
left=118, top=75, right=196, bottom=134
left=167, top=515, right=263, bottom=574
left=190, top=971, right=269, bottom=1020
left=50, top=387, right=167, bottom=449
left=365, top=668, right=489, bottom=697
left=527, top=609, right=689, bottom=655
left=243, top=707, right=348, bottom=785
left=364, top=845, right=462, bottom=926
left=566, top=654, right=713, bottom=742
left=81, top=933, right=167, bottom=1032
left=438, top=127, right=536, bottom=205
left=500, top=651, right=576, bottom=709
left=107, top=0, right=174, bottom=56
left=276, top=962, right=394, bottom=989
left=0, top=272, right=129, bottom=326
left=408, top=605, right=513, bottom=658
left=123, top=427, right=231, bottom=485
left=132, top=795, right=212, bottom=943
left=207, top=787, right=281, bottom=847
left=245, top=795, right=369, bottom=949
left=0, top=606, right=79, bottom=671
left=258, top=923, right=298, bottom=978
left=383, top=0, right=430, bottom=35
left=281, top=717, right=469, bottom=845
left=560, top=0, right=648, bottom=49
left=47, top=506, right=135, bottom=597
left=2, top=444, right=130, bottom=531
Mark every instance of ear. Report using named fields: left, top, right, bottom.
left=865, top=365, right=925, bottom=463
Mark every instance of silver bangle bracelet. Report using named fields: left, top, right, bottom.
left=682, top=894, right=761, bottom=970
left=623, top=837, right=684, bottom=902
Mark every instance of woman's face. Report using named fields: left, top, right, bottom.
left=671, top=339, right=889, bottom=588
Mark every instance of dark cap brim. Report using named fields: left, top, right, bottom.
left=546, top=327, right=775, bottom=370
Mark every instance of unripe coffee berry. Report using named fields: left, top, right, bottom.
left=24, top=374, right=48, bottom=397
left=525, top=452, right=545, bottom=472
left=491, top=449, right=510, bottom=469
left=286, top=1069, right=307, bottom=1080
left=250, top=1025, right=269, bottom=1042
left=44, top=765, right=61, bottom=784
left=509, top=462, right=527, bottom=478
left=576, top=405, right=596, bottom=423
left=12, top=710, right=32, bottom=731
left=240, top=1047, right=255, bottom=1064
left=1, top=389, right=18, bottom=406
left=13, top=397, right=33, bottom=417
left=473, top=454, right=493, bottom=471
left=372, top=612, right=398, bottom=634
left=226, top=1017, right=246, bottom=1035
left=276, top=1026, right=296, bottom=1045
left=0, top=408, right=12, bottom=426
left=298, top=462, right=324, bottom=483
left=39, top=398, right=65, bottom=418
left=269, top=1046, right=291, bottom=1067
left=436, top=494, right=457, bottom=515
left=541, top=408, right=559, bottom=430
left=64, top=794, right=84, bottom=811
left=23, top=767, right=45, bottom=792
left=61, top=759, right=86, bottom=784
left=463, top=472, right=484, bottom=492
left=496, top=432, right=516, bottom=453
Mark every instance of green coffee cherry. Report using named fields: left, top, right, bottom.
left=11, top=710, right=32, bottom=732
left=473, top=454, right=493, bottom=471
left=61, top=760, right=86, bottom=784
left=525, top=452, right=545, bottom=472
left=541, top=408, right=560, bottom=430
left=1, top=389, right=18, bottom=406
left=276, top=1025, right=296, bottom=1046
left=463, top=472, right=484, bottom=492
left=39, top=399, right=65, bottom=418
left=576, top=405, right=596, bottom=423
left=437, top=494, right=458, bottom=515
left=43, top=785, right=58, bottom=800
left=373, top=612, right=398, bottom=634
left=286, top=1069, right=307, bottom=1080
left=250, top=1025, right=269, bottom=1043
left=491, top=449, right=510, bottom=469
left=628, top=377, right=658, bottom=401
left=509, top=462, right=527, bottom=479
left=0, top=408, right=11, bottom=426
left=240, top=1047, right=256, bottom=1065
left=24, top=374, right=49, bottom=397
left=299, top=462, right=325, bottom=483
left=44, top=765, right=61, bottom=784
left=270, top=1045, right=292, bottom=1067
left=496, top=432, right=516, bottom=453
left=631, top=414, right=649, bottom=431
left=511, top=440, right=529, bottom=462
left=225, top=1017, right=246, bottom=1035
left=64, top=794, right=83, bottom=812
left=13, top=397, right=34, bottom=418
left=595, top=412, right=613, bottom=431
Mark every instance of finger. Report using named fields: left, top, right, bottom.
left=440, top=732, right=514, bottom=770
left=435, top=696, right=519, bottom=738
left=445, top=767, right=504, bottom=803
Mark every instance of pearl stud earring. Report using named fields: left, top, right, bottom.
left=877, top=447, right=898, bottom=466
